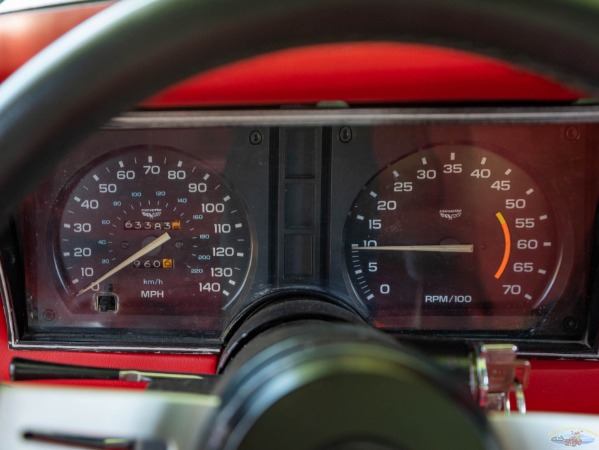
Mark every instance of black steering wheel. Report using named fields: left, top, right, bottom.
left=0, top=0, right=597, bottom=448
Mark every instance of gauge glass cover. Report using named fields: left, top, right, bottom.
left=344, top=144, right=561, bottom=330
left=53, top=145, right=254, bottom=332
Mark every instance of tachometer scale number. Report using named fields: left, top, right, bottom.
left=55, top=146, right=253, bottom=319
left=344, top=144, right=560, bottom=329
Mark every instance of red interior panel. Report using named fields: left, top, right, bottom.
left=145, top=43, right=583, bottom=107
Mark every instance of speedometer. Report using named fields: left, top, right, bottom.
left=343, top=144, right=561, bottom=330
left=54, top=145, right=253, bottom=328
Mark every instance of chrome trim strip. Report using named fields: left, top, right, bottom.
left=0, top=252, right=17, bottom=348
left=8, top=341, right=221, bottom=354
left=107, top=106, right=599, bottom=128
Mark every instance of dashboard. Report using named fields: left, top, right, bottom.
left=3, top=107, right=598, bottom=357
left=3, top=4, right=599, bottom=448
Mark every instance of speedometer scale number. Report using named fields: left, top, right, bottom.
left=55, top=146, right=252, bottom=325
left=344, top=145, right=560, bottom=329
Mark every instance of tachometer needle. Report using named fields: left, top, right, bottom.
left=76, top=232, right=171, bottom=297
left=354, top=244, right=473, bottom=253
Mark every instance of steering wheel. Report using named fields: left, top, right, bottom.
left=0, top=0, right=598, bottom=448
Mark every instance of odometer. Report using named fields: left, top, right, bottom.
left=54, top=145, right=253, bottom=330
left=344, top=144, right=561, bottom=331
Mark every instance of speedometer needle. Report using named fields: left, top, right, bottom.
left=354, top=244, right=473, bottom=253
left=76, top=232, right=172, bottom=297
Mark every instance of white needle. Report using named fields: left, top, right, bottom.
left=76, top=232, right=172, bottom=297
left=354, top=244, right=474, bottom=253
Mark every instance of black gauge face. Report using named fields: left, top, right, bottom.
left=344, top=144, right=561, bottom=330
left=54, top=146, right=253, bottom=327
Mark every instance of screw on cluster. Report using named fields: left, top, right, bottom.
left=339, top=126, right=352, bottom=143
left=249, top=130, right=263, bottom=145
left=565, top=126, right=581, bottom=141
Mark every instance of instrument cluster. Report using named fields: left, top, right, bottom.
left=2, top=107, right=598, bottom=356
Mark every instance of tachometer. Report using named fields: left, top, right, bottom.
left=54, top=145, right=253, bottom=327
left=343, top=144, right=561, bottom=330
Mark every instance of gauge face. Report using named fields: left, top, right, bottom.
left=344, top=144, right=561, bottom=330
left=54, top=145, right=253, bottom=326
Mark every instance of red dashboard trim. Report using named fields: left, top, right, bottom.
left=144, top=43, right=583, bottom=107
left=528, top=360, right=599, bottom=414
left=0, top=4, right=109, bottom=82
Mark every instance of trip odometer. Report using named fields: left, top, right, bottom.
left=54, top=145, right=253, bottom=331
left=344, top=144, right=561, bottom=331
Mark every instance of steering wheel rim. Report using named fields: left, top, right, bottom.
left=0, top=0, right=598, bottom=221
